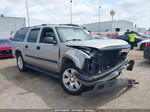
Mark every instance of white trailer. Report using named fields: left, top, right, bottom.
left=0, top=16, right=25, bottom=39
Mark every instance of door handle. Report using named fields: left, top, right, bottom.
left=36, top=46, right=40, bottom=50
left=25, top=45, right=28, bottom=49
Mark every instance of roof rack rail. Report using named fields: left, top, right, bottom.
left=31, top=24, right=80, bottom=27
left=41, top=24, right=59, bottom=26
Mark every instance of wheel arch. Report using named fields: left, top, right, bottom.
left=61, top=57, right=77, bottom=68
left=140, top=43, right=146, bottom=50
left=60, top=55, right=85, bottom=70
left=15, top=50, right=22, bottom=57
left=60, top=49, right=90, bottom=70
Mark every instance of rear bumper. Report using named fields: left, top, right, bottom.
left=75, top=60, right=134, bottom=86
left=144, top=47, right=150, bottom=59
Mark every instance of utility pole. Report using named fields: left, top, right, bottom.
left=70, top=0, right=73, bottom=25
left=99, top=6, right=101, bottom=32
left=26, top=0, right=30, bottom=27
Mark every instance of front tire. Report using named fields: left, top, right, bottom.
left=16, top=54, right=27, bottom=72
left=59, top=63, right=85, bottom=95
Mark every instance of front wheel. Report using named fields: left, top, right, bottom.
left=59, top=63, right=85, bottom=95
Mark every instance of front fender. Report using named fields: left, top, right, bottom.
left=62, top=49, right=90, bottom=69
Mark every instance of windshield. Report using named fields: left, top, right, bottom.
left=0, top=40, right=11, bottom=45
left=56, top=27, right=94, bottom=42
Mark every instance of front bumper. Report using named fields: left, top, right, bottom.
left=0, top=54, right=13, bottom=58
left=82, top=78, right=139, bottom=95
left=75, top=60, right=134, bottom=86
left=0, top=49, right=13, bottom=58
left=137, top=42, right=141, bottom=49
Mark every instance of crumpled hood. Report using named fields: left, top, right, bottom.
left=65, top=39, right=130, bottom=50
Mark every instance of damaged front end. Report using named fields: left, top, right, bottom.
left=73, top=45, right=134, bottom=86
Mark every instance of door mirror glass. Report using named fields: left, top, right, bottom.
left=43, top=37, right=57, bottom=44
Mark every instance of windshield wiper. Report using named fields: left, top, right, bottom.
left=65, top=39, right=82, bottom=42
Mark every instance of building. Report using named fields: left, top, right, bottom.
left=133, top=28, right=146, bottom=33
left=0, top=15, right=25, bottom=39
left=82, top=20, right=134, bottom=33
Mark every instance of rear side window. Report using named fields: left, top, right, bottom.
left=13, top=28, right=29, bottom=41
left=27, top=29, right=40, bottom=43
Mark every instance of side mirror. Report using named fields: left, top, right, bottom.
left=43, top=37, right=57, bottom=44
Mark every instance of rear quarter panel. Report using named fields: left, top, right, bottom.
left=12, top=41, right=26, bottom=59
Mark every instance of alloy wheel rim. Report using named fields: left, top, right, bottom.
left=62, top=68, right=81, bottom=91
left=18, top=57, right=23, bottom=69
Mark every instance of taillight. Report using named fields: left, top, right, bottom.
left=145, top=43, right=150, bottom=48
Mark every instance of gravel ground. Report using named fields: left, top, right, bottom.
left=0, top=49, right=150, bottom=109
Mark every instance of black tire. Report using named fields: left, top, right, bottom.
left=16, top=53, right=27, bottom=72
left=140, top=43, right=145, bottom=51
left=59, top=63, right=85, bottom=95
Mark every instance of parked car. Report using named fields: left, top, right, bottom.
left=144, top=43, right=150, bottom=59
left=142, top=34, right=150, bottom=39
left=0, top=39, right=13, bottom=58
left=137, top=39, right=150, bottom=50
left=93, top=35, right=112, bottom=39
left=12, top=25, right=134, bottom=95
left=116, top=35, right=145, bottom=47
left=91, top=32, right=116, bottom=39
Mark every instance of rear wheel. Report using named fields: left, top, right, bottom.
left=16, top=54, right=27, bottom=72
left=60, top=63, right=85, bottom=95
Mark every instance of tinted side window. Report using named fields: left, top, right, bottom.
left=27, top=29, right=40, bottom=43
left=13, top=28, right=29, bottom=41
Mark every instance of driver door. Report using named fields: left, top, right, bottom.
left=35, top=27, right=59, bottom=72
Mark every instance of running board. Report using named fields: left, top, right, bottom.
left=25, top=63, right=59, bottom=78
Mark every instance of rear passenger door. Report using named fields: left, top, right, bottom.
left=23, top=28, right=41, bottom=65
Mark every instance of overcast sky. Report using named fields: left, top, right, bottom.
left=0, top=0, right=150, bottom=29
